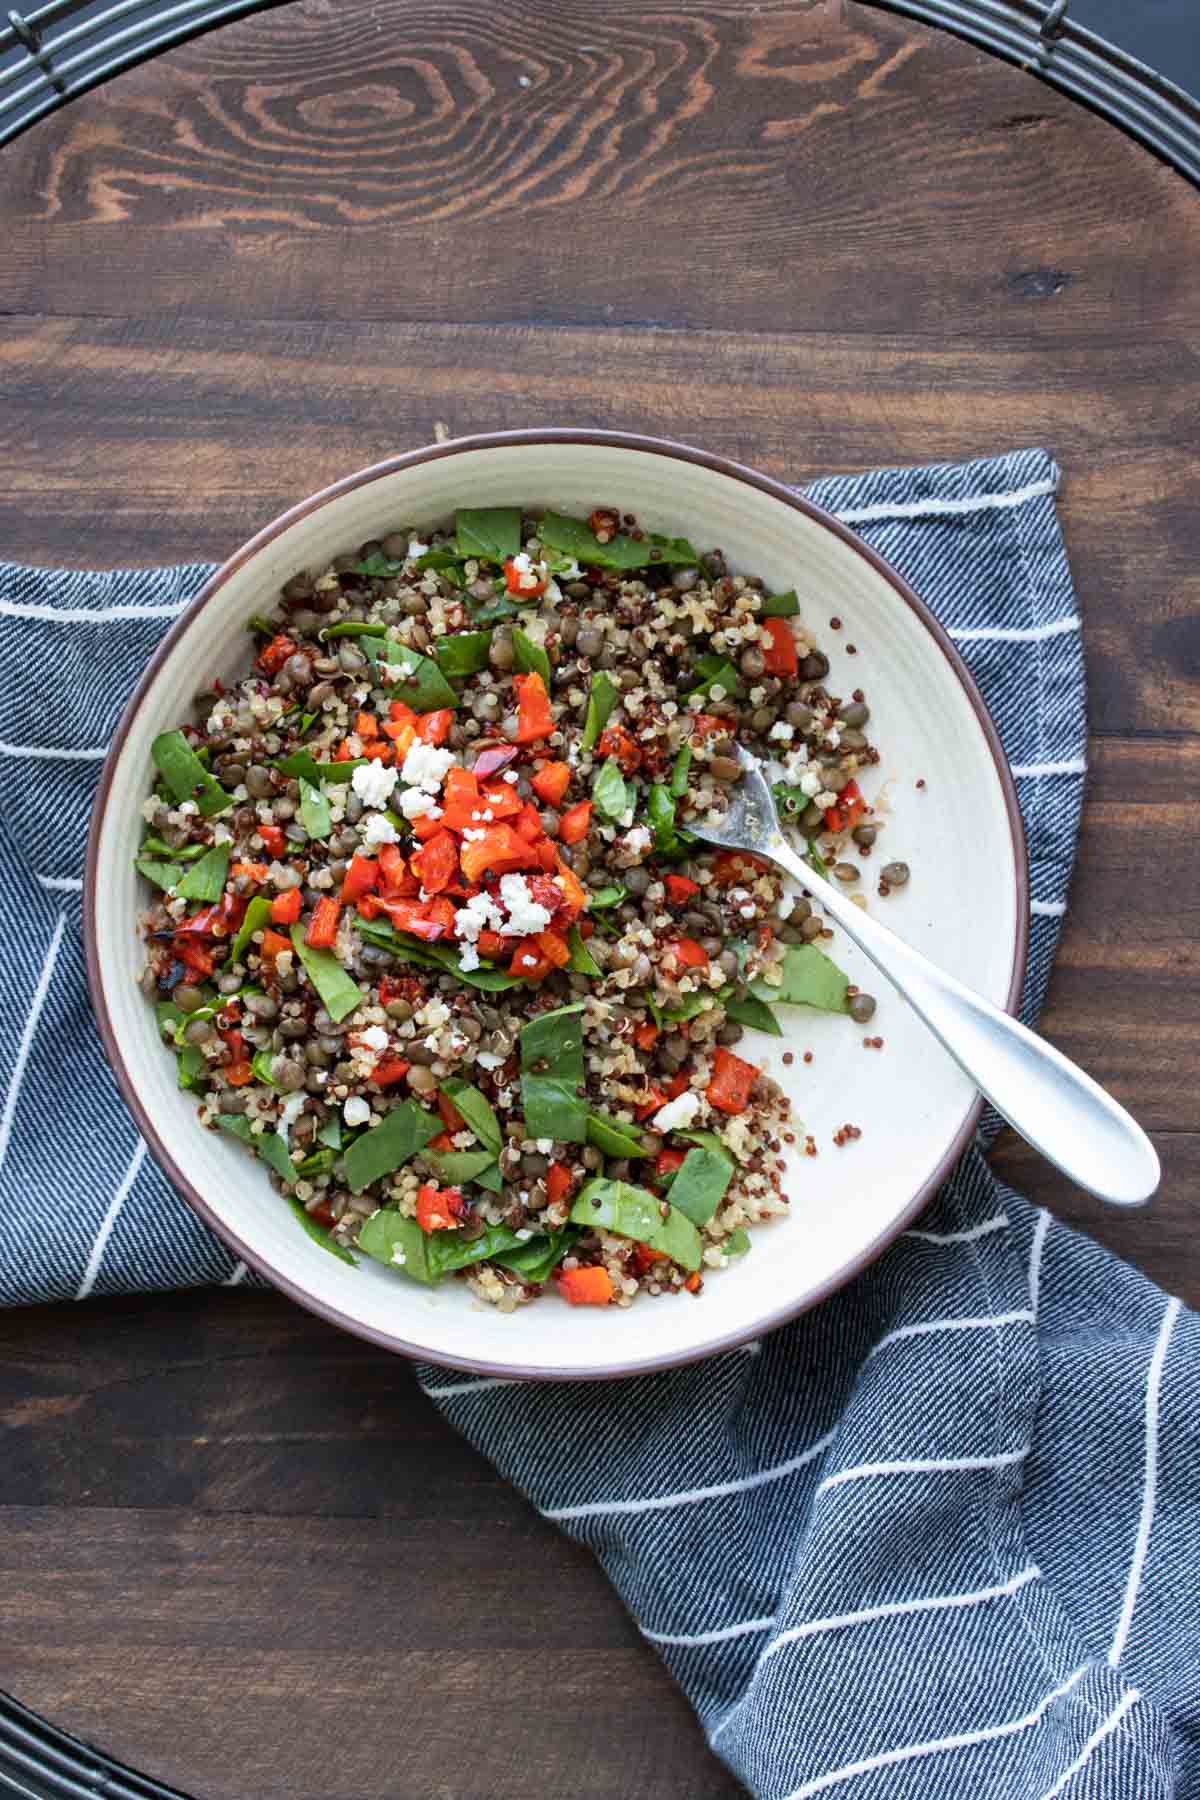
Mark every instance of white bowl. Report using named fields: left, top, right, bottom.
left=85, top=431, right=1026, bottom=1380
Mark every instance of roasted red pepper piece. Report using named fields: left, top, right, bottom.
left=707, top=1046, right=759, bottom=1115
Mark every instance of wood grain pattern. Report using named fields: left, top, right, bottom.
left=1, top=2, right=1198, bottom=1797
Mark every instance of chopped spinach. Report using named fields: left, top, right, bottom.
left=175, top=842, right=231, bottom=902
left=298, top=778, right=332, bottom=841
left=454, top=507, right=522, bottom=564
left=151, top=729, right=233, bottom=817
left=228, top=895, right=273, bottom=968
left=289, top=923, right=364, bottom=1023
left=512, top=627, right=551, bottom=689
left=250, top=1047, right=280, bottom=1088
left=316, top=1116, right=343, bottom=1152
left=723, top=1227, right=751, bottom=1259
left=343, top=1098, right=442, bottom=1193
left=434, top=630, right=493, bottom=679
left=669, top=741, right=692, bottom=799
left=177, top=1044, right=206, bottom=1090
left=135, top=857, right=182, bottom=892
left=579, top=670, right=619, bottom=754
left=569, top=1177, right=702, bottom=1271
left=520, top=1003, right=587, bottom=1143
left=538, top=512, right=700, bottom=571
left=723, top=993, right=783, bottom=1037
left=592, top=759, right=629, bottom=822
left=667, top=1146, right=733, bottom=1225
left=491, top=1227, right=579, bottom=1284
left=387, top=646, right=459, bottom=713
left=749, top=942, right=849, bottom=1014
left=585, top=1111, right=652, bottom=1160
left=357, top=1211, right=434, bottom=1283
left=216, top=1113, right=299, bottom=1186
left=141, top=835, right=207, bottom=862
left=685, top=654, right=739, bottom=700
left=759, top=590, right=799, bottom=617
left=566, top=926, right=602, bottom=977
left=287, top=1196, right=357, bottom=1261
left=348, top=553, right=405, bottom=578
left=440, top=1077, right=503, bottom=1153
left=426, top=1147, right=500, bottom=1187
left=588, top=884, right=627, bottom=909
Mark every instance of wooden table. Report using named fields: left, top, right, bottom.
left=2, top=4, right=1197, bottom=1795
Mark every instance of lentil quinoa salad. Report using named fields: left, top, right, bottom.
left=136, top=505, right=902, bottom=1311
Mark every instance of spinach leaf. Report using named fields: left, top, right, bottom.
left=151, top=729, right=233, bottom=817
left=579, top=671, right=618, bottom=754
left=229, top=895, right=273, bottom=968
left=759, top=590, right=799, bottom=617
left=319, top=620, right=391, bottom=641
left=250, top=1047, right=280, bottom=1088
left=295, top=1147, right=338, bottom=1179
left=538, top=513, right=700, bottom=571
left=772, top=781, right=813, bottom=821
left=749, top=942, right=849, bottom=1014
left=592, top=760, right=629, bottom=822
left=289, top=923, right=365, bottom=1023
left=348, top=553, right=405, bottom=578
left=586, top=1111, right=652, bottom=1160
left=588, top=885, right=627, bottom=909
left=512, top=627, right=551, bottom=689
left=724, top=993, right=783, bottom=1037
left=357, top=1210, right=434, bottom=1283
left=667, top=1146, right=733, bottom=1225
left=142, top=835, right=207, bottom=862
left=216, top=1113, right=299, bottom=1186
left=467, top=590, right=519, bottom=625
left=569, top=1178, right=702, bottom=1271
left=679, top=1128, right=733, bottom=1162
left=566, top=926, right=601, bottom=977
left=669, top=741, right=692, bottom=799
left=297, top=712, right=318, bottom=737
left=352, top=920, right=524, bottom=991
left=520, top=1003, right=587, bottom=1143
left=476, top=1161, right=504, bottom=1194
left=807, top=841, right=829, bottom=881
left=662, top=990, right=723, bottom=1024
left=685, top=654, right=739, bottom=700
left=136, top=857, right=182, bottom=892
left=287, top=1196, right=357, bottom=1263
left=426, top=1148, right=499, bottom=1187
left=298, top=778, right=332, bottom=841
left=491, top=1227, right=579, bottom=1284
left=343, top=1098, right=441, bottom=1193
left=440, top=1077, right=503, bottom=1153
left=414, top=549, right=467, bottom=588
left=723, top=1227, right=752, bottom=1258
left=434, top=630, right=493, bottom=679
left=177, top=1045, right=205, bottom=1090
left=274, top=748, right=367, bottom=786
left=389, top=647, right=459, bottom=713
left=175, top=842, right=231, bottom=902
left=426, top=1223, right=527, bottom=1279
left=155, top=999, right=184, bottom=1035
left=647, top=783, right=682, bottom=855
left=317, top=1116, right=343, bottom=1151
left=246, top=613, right=275, bottom=635
left=455, top=507, right=522, bottom=564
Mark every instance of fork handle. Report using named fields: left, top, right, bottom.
left=770, top=841, right=1158, bottom=1208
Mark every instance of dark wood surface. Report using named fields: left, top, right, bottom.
left=2, top=4, right=1198, bottom=1796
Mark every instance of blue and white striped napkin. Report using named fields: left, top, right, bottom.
left=1, top=448, right=1195, bottom=1798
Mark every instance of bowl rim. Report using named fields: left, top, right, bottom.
left=83, top=428, right=1029, bottom=1381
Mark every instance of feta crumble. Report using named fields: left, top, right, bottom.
left=344, top=1095, right=372, bottom=1128
left=362, top=812, right=401, bottom=846
left=401, top=741, right=455, bottom=793
left=352, top=762, right=400, bottom=809
left=497, top=873, right=553, bottom=938
left=399, top=788, right=441, bottom=821
left=652, top=1090, right=702, bottom=1133
left=360, top=1025, right=390, bottom=1052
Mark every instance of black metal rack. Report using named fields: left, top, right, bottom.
left=1, top=0, right=1197, bottom=1795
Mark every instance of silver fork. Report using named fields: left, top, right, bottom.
left=686, top=747, right=1159, bottom=1208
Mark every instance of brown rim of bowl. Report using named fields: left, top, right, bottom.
left=84, top=428, right=1030, bottom=1382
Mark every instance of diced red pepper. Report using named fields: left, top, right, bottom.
left=258, top=824, right=286, bottom=858
left=231, top=860, right=269, bottom=886
left=707, top=1046, right=759, bottom=1115
left=556, top=1264, right=613, bottom=1306
left=377, top=897, right=451, bottom=942
left=596, top=726, right=642, bottom=773
left=355, top=710, right=379, bottom=740
left=537, top=927, right=571, bottom=968
left=635, top=1086, right=668, bottom=1120
left=684, top=1271, right=703, bottom=1294
left=503, top=556, right=548, bottom=599
left=531, top=761, right=572, bottom=806
left=414, top=708, right=453, bottom=745
left=664, top=1071, right=690, bottom=1100
left=689, top=713, right=727, bottom=738
left=477, top=781, right=523, bottom=820
left=332, top=738, right=355, bottom=762
left=472, top=744, right=519, bottom=779
left=371, top=1055, right=411, bottom=1088
left=389, top=699, right=418, bottom=725
left=305, top=897, right=341, bottom=950
left=534, top=838, right=559, bottom=872
left=655, top=1148, right=687, bottom=1178
left=340, top=854, right=380, bottom=904
left=558, top=800, right=592, bottom=845
left=258, top=634, right=296, bottom=676
left=630, top=1242, right=668, bottom=1275
left=224, top=1059, right=253, bottom=1086
left=260, top=928, right=292, bottom=966
left=270, top=886, right=302, bottom=926
left=711, top=849, right=771, bottom=886
left=437, top=767, right=481, bottom=832
left=634, top=1020, right=659, bottom=1052
left=824, top=779, right=867, bottom=835
left=307, top=1199, right=338, bottom=1230
left=411, top=829, right=459, bottom=896
left=514, top=801, right=545, bottom=844
left=510, top=938, right=552, bottom=981
left=664, top=873, right=700, bottom=904
left=666, top=936, right=709, bottom=972
left=513, top=671, right=554, bottom=744
left=460, top=824, right=539, bottom=886
left=409, top=813, right=442, bottom=843
left=761, top=618, right=798, bottom=677
left=428, top=1130, right=456, bottom=1154
left=415, top=1183, right=465, bottom=1233
left=545, top=1163, right=576, bottom=1205
left=437, top=1089, right=467, bottom=1134
left=378, top=843, right=409, bottom=895
left=174, top=938, right=214, bottom=976
left=553, top=859, right=588, bottom=921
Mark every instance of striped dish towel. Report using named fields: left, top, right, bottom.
left=1, top=448, right=1196, bottom=1797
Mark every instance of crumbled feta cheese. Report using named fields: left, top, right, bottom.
left=399, top=788, right=441, bottom=821
left=652, top=1090, right=703, bottom=1133
left=461, top=826, right=485, bottom=842
left=408, top=537, right=429, bottom=559
left=816, top=790, right=838, bottom=810
left=825, top=726, right=841, bottom=749
left=502, top=769, right=520, bottom=784
left=177, top=800, right=198, bottom=817
left=360, top=1025, right=389, bottom=1052
left=457, top=942, right=481, bottom=971
left=497, top=872, right=553, bottom=937
left=769, top=721, right=794, bottom=742
left=799, top=768, right=823, bottom=799
left=352, top=762, right=400, bottom=809
left=275, top=1092, right=308, bottom=1147
left=535, top=1139, right=554, bottom=1154
left=624, top=825, right=652, bottom=858
left=401, top=741, right=455, bottom=793
left=362, top=812, right=400, bottom=846
left=739, top=903, right=757, bottom=919
left=456, top=890, right=504, bottom=943
left=508, top=550, right=547, bottom=592
left=475, top=1050, right=505, bottom=1071
left=344, top=1095, right=372, bottom=1127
